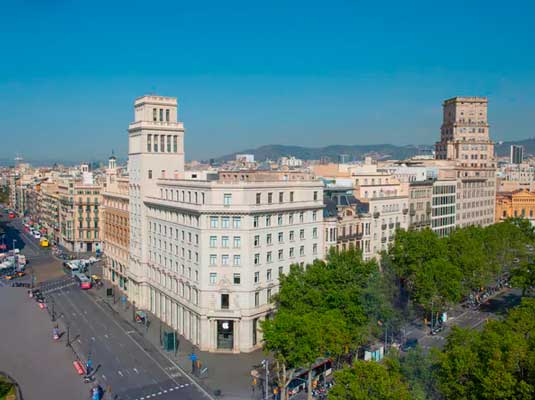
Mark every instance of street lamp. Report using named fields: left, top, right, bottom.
left=261, top=359, right=269, bottom=400
left=12, top=239, right=16, bottom=251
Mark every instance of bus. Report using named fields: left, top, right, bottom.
left=73, top=272, right=92, bottom=289
left=63, top=262, right=79, bottom=276
left=287, top=359, right=333, bottom=397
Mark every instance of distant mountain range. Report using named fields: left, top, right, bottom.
left=214, top=144, right=434, bottom=163
left=215, top=138, right=535, bottom=163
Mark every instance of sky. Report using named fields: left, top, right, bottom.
left=1, top=0, right=535, bottom=163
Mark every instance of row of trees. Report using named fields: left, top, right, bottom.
left=262, top=219, right=535, bottom=399
left=330, top=298, right=535, bottom=399
left=387, top=219, right=533, bottom=317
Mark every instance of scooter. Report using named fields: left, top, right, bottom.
left=53, top=327, right=60, bottom=341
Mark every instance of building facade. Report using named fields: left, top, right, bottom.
left=496, top=190, right=535, bottom=224
left=102, top=156, right=133, bottom=298
left=435, top=97, right=496, bottom=228
left=408, top=181, right=432, bottom=230
left=127, top=95, right=325, bottom=352
left=510, top=145, right=524, bottom=165
left=58, top=178, right=103, bottom=253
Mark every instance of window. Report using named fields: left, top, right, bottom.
left=153, top=135, right=158, bottom=152
left=173, top=136, right=177, bottom=152
left=254, top=235, right=260, bottom=247
left=267, top=251, right=272, bottom=263
left=166, top=109, right=170, bottom=122
left=278, top=249, right=283, bottom=260
left=222, top=217, right=230, bottom=228
left=153, top=108, right=157, bottom=121
left=233, top=255, right=241, bottom=266
left=290, top=192, right=294, bottom=202
left=279, top=192, right=284, bottom=203
left=210, top=217, right=218, bottom=228
left=267, top=289, right=272, bottom=303
left=147, top=135, right=152, bottom=152
left=268, top=192, right=273, bottom=204
left=289, top=247, right=295, bottom=257
left=266, top=233, right=272, bottom=245
left=289, top=214, right=294, bottom=224
left=148, top=170, right=153, bottom=179
left=300, top=246, right=305, bottom=256
left=313, top=191, right=318, bottom=201
left=233, top=273, right=241, bottom=284
left=256, top=193, right=261, bottom=205
left=267, top=269, right=272, bottom=281
left=160, top=135, right=165, bottom=152
left=221, top=236, right=229, bottom=248
left=313, top=243, right=318, bottom=255
left=278, top=214, right=283, bottom=225
left=279, top=266, right=284, bottom=277
left=255, top=291, right=260, bottom=307
left=233, top=236, right=241, bottom=248
left=232, top=217, right=241, bottom=228
left=312, top=211, right=317, bottom=221
left=210, top=255, right=217, bottom=265
left=254, top=253, right=260, bottom=265
left=222, top=255, right=229, bottom=265
left=209, top=273, right=217, bottom=284
left=289, top=230, right=295, bottom=241
left=299, top=212, right=304, bottom=223
left=253, top=216, right=259, bottom=228
left=167, top=135, right=171, bottom=152
left=265, top=215, right=271, bottom=227
left=224, top=194, right=232, bottom=205
left=278, top=232, right=283, bottom=243
left=312, top=227, right=318, bottom=239
left=300, top=229, right=305, bottom=240
left=254, top=272, right=260, bottom=283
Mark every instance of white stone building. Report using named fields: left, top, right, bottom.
left=128, top=95, right=324, bottom=353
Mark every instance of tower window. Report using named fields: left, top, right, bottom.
left=148, top=170, right=152, bottom=179
left=153, top=135, right=158, bottom=152
left=159, top=108, right=163, bottom=121
left=160, top=136, right=165, bottom=153
left=173, top=136, right=178, bottom=152
left=166, top=109, right=170, bottom=122
left=147, top=135, right=152, bottom=152
left=153, top=108, right=157, bottom=121
left=167, top=135, right=171, bottom=152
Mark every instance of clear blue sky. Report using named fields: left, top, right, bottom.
left=1, top=0, right=534, bottom=163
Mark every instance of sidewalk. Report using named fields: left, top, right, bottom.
left=89, top=282, right=268, bottom=399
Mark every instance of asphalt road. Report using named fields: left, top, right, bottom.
left=2, top=213, right=209, bottom=400
left=48, top=283, right=208, bottom=400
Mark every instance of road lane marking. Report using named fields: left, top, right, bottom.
left=118, top=370, right=123, bottom=376
left=81, top=291, right=215, bottom=400
left=133, top=368, right=139, bottom=374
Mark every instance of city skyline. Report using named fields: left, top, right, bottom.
left=2, top=1, right=535, bottom=161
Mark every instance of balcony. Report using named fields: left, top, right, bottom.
left=373, top=212, right=380, bottom=219
left=402, top=208, right=409, bottom=215
left=381, top=224, right=387, bottom=230
left=409, top=208, right=416, bottom=216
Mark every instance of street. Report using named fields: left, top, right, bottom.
left=1, top=213, right=210, bottom=400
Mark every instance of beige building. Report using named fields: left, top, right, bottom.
left=435, top=97, right=496, bottom=227
left=102, top=156, right=134, bottom=297
left=39, top=181, right=60, bottom=243
left=408, top=181, right=432, bottom=230
left=58, top=176, right=103, bottom=253
left=127, top=95, right=325, bottom=352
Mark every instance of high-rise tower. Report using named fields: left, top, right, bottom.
left=128, top=95, right=185, bottom=307
left=435, top=97, right=496, bottom=227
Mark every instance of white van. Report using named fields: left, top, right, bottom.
left=34, top=232, right=41, bottom=239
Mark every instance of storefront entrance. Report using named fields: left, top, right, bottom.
left=217, top=320, right=234, bottom=350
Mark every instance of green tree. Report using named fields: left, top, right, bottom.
left=511, top=260, right=535, bottom=296
left=434, top=298, right=535, bottom=399
left=329, top=361, right=411, bottom=400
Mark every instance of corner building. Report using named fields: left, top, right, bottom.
left=435, top=97, right=496, bottom=227
left=128, top=96, right=324, bottom=352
